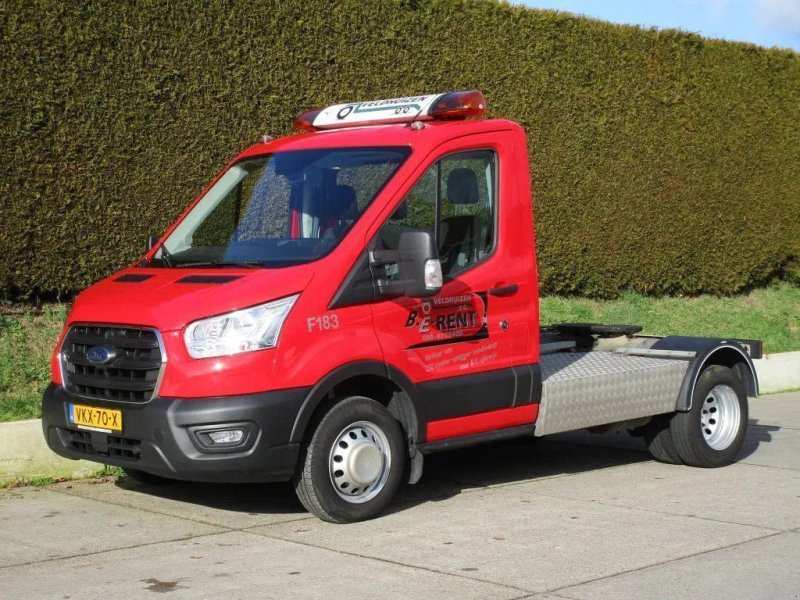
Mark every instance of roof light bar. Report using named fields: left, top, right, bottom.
left=293, top=108, right=322, bottom=132
left=429, top=90, right=487, bottom=120
left=293, top=90, right=486, bottom=131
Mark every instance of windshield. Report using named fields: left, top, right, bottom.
left=150, top=147, right=410, bottom=268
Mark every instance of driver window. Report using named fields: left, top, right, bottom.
left=380, top=149, right=496, bottom=277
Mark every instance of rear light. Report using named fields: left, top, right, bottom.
left=293, top=108, right=322, bottom=131
left=429, top=90, right=486, bottom=120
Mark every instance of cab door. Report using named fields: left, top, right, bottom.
left=368, top=132, right=534, bottom=440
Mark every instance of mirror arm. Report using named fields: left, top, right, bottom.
left=369, top=250, right=404, bottom=298
left=375, top=279, right=404, bottom=298
left=368, top=249, right=399, bottom=266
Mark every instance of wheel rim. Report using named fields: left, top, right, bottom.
left=700, top=384, right=741, bottom=450
left=328, top=420, right=391, bottom=504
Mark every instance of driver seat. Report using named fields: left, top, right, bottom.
left=439, top=168, right=480, bottom=273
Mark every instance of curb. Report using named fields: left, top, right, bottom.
left=2, top=351, right=798, bottom=486
left=0, top=419, right=100, bottom=486
left=752, top=350, right=800, bottom=394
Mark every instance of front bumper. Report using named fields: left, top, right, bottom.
left=42, top=383, right=310, bottom=483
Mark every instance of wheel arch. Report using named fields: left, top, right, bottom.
left=289, top=361, right=426, bottom=449
left=653, top=337, right=759, bottom=411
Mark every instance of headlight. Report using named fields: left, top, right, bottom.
left=184, top=295, right=299, bottom=359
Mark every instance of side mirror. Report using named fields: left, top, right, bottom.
left=397, top=230, right=443, bottom=298
left=147, top=235, right=158, bottom=251
left=372, top=229, right=442, bottom=299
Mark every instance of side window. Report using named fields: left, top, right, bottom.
left=379, top=149, right=496, bottom=277
left=379, top=166, right=437, bottom=253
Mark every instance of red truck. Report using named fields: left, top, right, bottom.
left=43, top=91, right=760, bottom=523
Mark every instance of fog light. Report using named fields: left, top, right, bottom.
left=208, top=429, right=245, bottom=445
left=190, top=422, right=255, bottom=453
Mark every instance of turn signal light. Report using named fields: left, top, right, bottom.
left=429, top=90, right=486, bottom=120
left=424, top=259, right=443, bottom=290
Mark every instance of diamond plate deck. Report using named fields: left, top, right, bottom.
left=535, top=352, right=689, bottom=436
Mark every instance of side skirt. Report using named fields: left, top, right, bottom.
left=424, top=403, right=538, bottom=444
left=419, top=423, right=536, bottom=454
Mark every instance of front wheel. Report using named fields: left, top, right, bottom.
left=293, top=396, right=406, bottom=523
left=669, top=365, right=748, bottom=467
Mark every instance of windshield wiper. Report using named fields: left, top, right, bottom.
left=147, top=240, right=174, bottom=268
left=173, top=260, right=264, bottom=269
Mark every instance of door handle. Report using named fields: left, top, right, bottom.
left=489, top=284, right=519, bottom=297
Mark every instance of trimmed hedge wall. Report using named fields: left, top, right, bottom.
left=2, top=0, right=798, bottom=298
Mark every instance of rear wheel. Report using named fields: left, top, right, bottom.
left=669, top=365, right=748, bottom=467
left=293, top=396, right=406, bottom=523
left=643, top=415, right=683, bottom=464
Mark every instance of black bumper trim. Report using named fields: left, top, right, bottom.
left=42, top=383, right=310, bottom=483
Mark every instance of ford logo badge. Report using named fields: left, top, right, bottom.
left=85, top=345, right=117, bottom=365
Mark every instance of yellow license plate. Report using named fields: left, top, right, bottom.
left=69, top=404, right=122, bottom=433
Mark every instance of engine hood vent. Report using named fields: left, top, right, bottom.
left=175, top=275, right=243, bottom=284
left=115, top=274, right=154, bottom=283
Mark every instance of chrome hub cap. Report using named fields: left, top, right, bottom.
left=701, top=384, right=741, bottom=450
left=329, top=421, right=391, bottom=504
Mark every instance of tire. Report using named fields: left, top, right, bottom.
left=669, top=365, right=748, bottom=468
left=124, top=468, right=174, bottom=486
left=643, top=415, right=683, bottom=464
left=293, top=396, right=406, bottom=523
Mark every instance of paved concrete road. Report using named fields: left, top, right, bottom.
left=1, top=392, right=798, bottom=599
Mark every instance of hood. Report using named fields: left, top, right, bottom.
left=68, top=265, right=315, bottom=332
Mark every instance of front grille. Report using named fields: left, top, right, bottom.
left=61, top=325, right=164, bottom=403
left=60, top=428, right=141, bottom=460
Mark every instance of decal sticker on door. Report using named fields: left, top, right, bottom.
left=405, top=292, right=488, bottom=347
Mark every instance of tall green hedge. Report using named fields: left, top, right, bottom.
left=2, top=0, right=798, bottom=299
